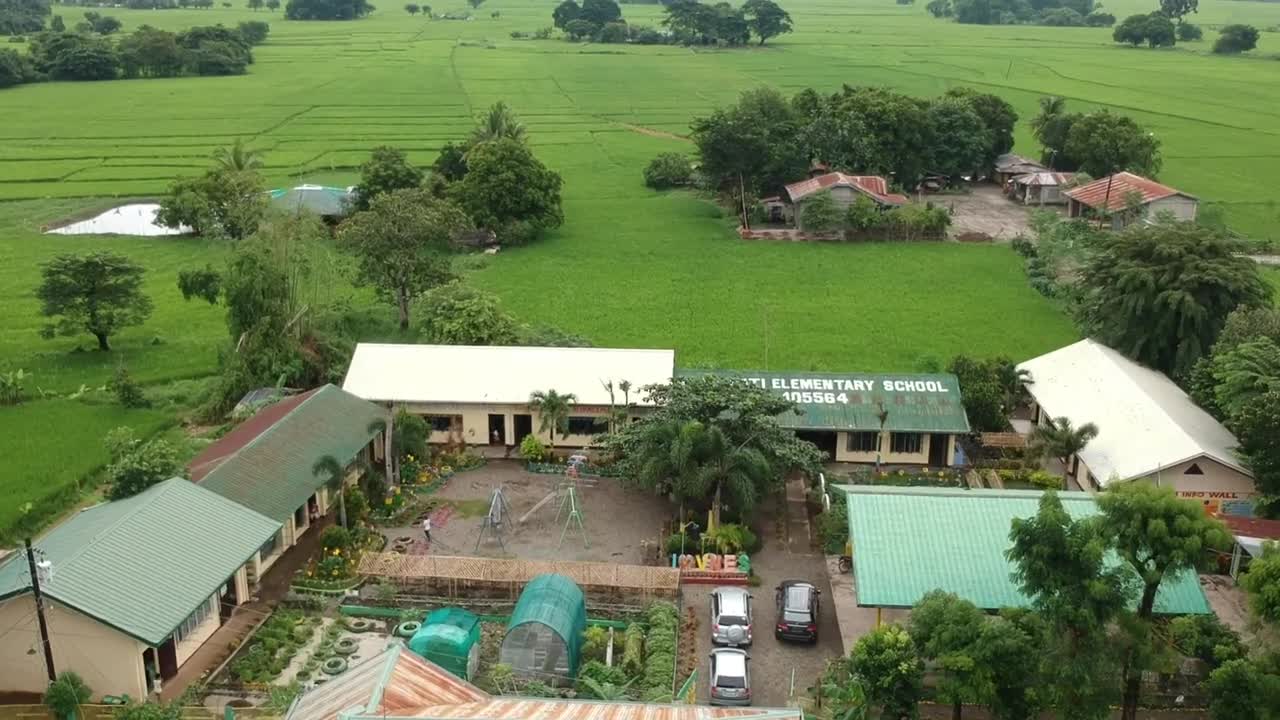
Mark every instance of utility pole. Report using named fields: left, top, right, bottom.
left=24, top=538, right=57, bottom=683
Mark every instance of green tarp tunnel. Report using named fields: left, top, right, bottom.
left=499, top=573, right=586, bottom=683
left=408, top=608, right=481, bottom=680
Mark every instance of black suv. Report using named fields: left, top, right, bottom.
left=774, top=580, right=819, bottom=643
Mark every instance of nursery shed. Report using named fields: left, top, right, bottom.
left=408, top=608, right=481, bottom=680
left=499, top=574, right=586, bottom=682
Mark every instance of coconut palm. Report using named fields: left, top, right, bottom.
left=44, top=672, right=91, bottom=720
left=691, top=422, right=771, bottom=526
left=1029, top=417, right=1100, bottom=490
left=1030, top=96, right=1065, bottom=136
left=529, top=389, right=576, bottom=447
left=213, top=138, right=264, bottom=172
left=470, top=101, right=526, bottom=145
left=312, top=455, right=350, bottom=528
left=635, top=418, right=708, bottom=516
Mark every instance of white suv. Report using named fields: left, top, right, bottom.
left=709, top=648, right=752, bottom=706
left=710, top=586, right=753, bottom=646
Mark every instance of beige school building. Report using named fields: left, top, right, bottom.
left=1019, top=339, right=1256, bottom=514
left=342, top=344, right=676, bottom=449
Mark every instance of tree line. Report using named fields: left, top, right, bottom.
left=925, top=0, right=1115, bottom=28
left=0, top=19, right=268, bottom=88
left=549, top=0, right=792, bottom=46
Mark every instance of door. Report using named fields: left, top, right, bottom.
left=488, top=414, right=505, bottom=445
left=927, top=434, right=949, bottom=468
left=513, top=414, right=533, bottom=444
left=219, top=576, right=237, bottom=623
left=158, top=638, right=179, bottom=680
left=142, top=648, right=158, bottom=693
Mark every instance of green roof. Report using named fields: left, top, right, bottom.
left=410, top=608, right=481, bottom=679
left=198, top=384, right=388, bottom=523
left=678, top=369, right=970, bottom=433
left=505, top=574, right=586, bottom=670
left=0, top=478, right=280, bottom=645
left=839, top=486, right=1210, bottom=614
left=268, top=185, right=354, bottom=217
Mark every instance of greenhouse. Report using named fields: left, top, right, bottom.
left=499, top=574, right=586, bottom=682
left=407, top=608, right=481, bottom=680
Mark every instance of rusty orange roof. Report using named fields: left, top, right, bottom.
left=784, top=172, right=908, bottom=206
left=1218, top=515, right=1280, bottom=542
left=286, top=646, right=801, bottom=720
left=1062, top=172, right=1195, bottom=212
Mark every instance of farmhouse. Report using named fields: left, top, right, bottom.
left=189, top=384, right=388, bottom=569
left=777, top=172, right=908, bottom=230
left=341, top=344, right=676, bottom=449
left=0, top=479, right=280, bottom=699
left=992, top=153, right=1047, bottom=186
left=839, top=485, right=1211, bottom=613
left=679, top=369, right=969, bottom=467
left=1007, top=171, right=1076, bottom=206
left=1018, top=339, right=1255, bottom=513
left=1064, top=172, right=1198, bottom=229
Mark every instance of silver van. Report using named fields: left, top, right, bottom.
left=710, top=586, right=752, bottom=646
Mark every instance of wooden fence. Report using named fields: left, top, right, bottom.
left=358, top=553, right=680, bottom=600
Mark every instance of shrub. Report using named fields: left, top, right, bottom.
left=1214, top=24, right=1259, bottom=54
left=237, top=20, right=271, bottom=45
left=817, top=492, right=849, bottom=554
left=643, top=152, right=693, bottom=189
left=44, top=672, right=92, bottom=720
left=578, top=659, right=627, bottom=688
left=1039, top=7, right=1083, bottom=26
left=320, top=525, right=352, bottom=553
left=1085, top=11, right=1114, bottom=26
left=111, top=366, right=149, bottom=408
left=519, top=433, right=547, bottom=461
left=1026, top=469, right=1060, bottom=490
left=534, top=26, right=553, bottom=39
left=1176, top=22, right=1202, bottom=41
left=1170, top=614, right=1245, bottom=669
left=581, top=625, right=610, bottom=662
left=622, top=622, right=645, bottom=675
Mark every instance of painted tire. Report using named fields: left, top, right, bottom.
left=335, top=638, right=359, bottom=655
left=394, top=621, right=421, bottom=638
left=346, top=618, right=373, bottom=633
left=321, top=657, right=348, bottom=675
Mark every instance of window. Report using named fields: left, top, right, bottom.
left=1184, top=463, right=1204, bottom=475
left=845, top=432, right=880, bottom=453
left=889, top=432, right=922, bottom=454
left=567, top=416, right=601, bottom=436
left=258, top=531, right=278, bottom=559
left=174, top=595, right=216, bottom=644
left=425, top=415, right=458, bottom=432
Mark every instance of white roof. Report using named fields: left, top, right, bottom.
left=1017, top=339, right=1247, bottom=485
left=342, top=343, right=675, bottom=406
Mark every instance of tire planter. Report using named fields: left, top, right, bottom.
left=394, top=621, right=421, bottom=638
left=322, top=657, right=348, bottom=675
left=346, top=618, right=374, bottom=633
left=335, top=638, right=360, bottom=655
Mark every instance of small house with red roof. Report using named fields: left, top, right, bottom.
left=776, top=172, right=909, bottom=230
left=1063, top=171, right=1198, bottom=229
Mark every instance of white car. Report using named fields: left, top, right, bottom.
left=709, top=648, right=752, bottom=706
left=710, top=586, right=753, bottom=646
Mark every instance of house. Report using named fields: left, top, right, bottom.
left=342, top=344, right=675, bottom=449
left=284, top=643, right=800, bottom=720
left=189, top=384, right=388, bottom=571
left=782, top=172, right=908, bottom=230
left=1063, top=172, right=1198, bottom=229
left=992, top=153, right=1046, bottom=186
left=268, top=185, right=356, bottom=221
left=0, top=479, right=280, bottom=699
left=678, top=369, right=969, bottom=467
left=1008, top=172, right=1076, bottom=206
left=1018, top=339, right=1255, bottom=513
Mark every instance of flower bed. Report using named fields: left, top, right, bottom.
left=229, top=610, right=313, bottom=685
left=525, top=461, right=621, bottom=478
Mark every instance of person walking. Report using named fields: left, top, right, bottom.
left=422, top=515, right=432, bottom=543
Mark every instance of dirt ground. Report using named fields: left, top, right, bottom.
left=381, top=461, right=668, bottom=565
left=939, top=185, right=1054, bottom=241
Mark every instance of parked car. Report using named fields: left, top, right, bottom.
left=709, top=647, right=752, bottom=706
left=774, top=580, right=819, bottom=643
left=710, top=586, right=752, bottom=646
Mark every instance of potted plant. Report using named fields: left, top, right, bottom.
left=44, top=672, right=92, bottom=720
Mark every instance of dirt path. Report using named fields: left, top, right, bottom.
left=615, top=122, right=691, bottom=142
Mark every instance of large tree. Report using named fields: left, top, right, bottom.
left=578, top=0, right=620, bottom=26
left=1240, top=541, right=1280, bottom=624
left=551, top=0, right=580, bottom=28
left=1097, top=482, right=1229, bottom=720
left=156, top=168, right=267, bottom=239
left=284, top=0, right=372, bottom=20
left=1028, top=417, right=1099, bottom=489
left=37, top=251, right=153, bottom=351
left=1208, top=338, right=1280, bottom=420
left=1158, top=0, right=1196, bottom=23
left=417, top=282, right=520, bottom=346
left=691, top=87, right=806, bottom=206
left=742, top=0, right=792, bottom=45
left=1007, top=492, right=1131, bottom=720
left=1075, top=222, right=1272, bottom=377
left=1213, top=24, right=1260, bottom=54
left=0, top=0, right=51, bottom=35
left=849, top=624, right=924, bottom=720
left=909, top=591, right=992, bottom=720
left=1063, top=110, right=1161, bottom=179
left=1232, top=391, right=1280, bottom=502
left=926, top=96, right=990, bottom=179
left=454, top=138, right=563, bottom=244
left=945, top=87, right=1017, bottom=172
left=353, top=146, right=424, bottom=211
left=338, top=188, right=470, bottom=329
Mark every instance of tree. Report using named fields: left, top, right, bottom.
left=353, top=146, right=424, bottom=211
left=926, top=96, right=990, bottom=178
left=105, top=427, right=182, bottom=500
left=43, top=672, right=91, bottom=720
left=1240, top=541, right=1280, bottom=624
left=1063, top=111, right=1161, bottom=178
left=799, top=191, right=842, bottom=232
left=849, top=624, right=923, bottom=720
left=529, top=389, right=577, bottom=446
left=1158, top=0, right=1196, bottom=23
left=1208, top=339, right=1280, bottom=420
left=1114, top=15, right=1151, bottom=46
left=237, top=20, right=271, bottom=45
left=37, top=252, right=152, bottom=352
left=157, top=169, right=266, bottom=238
left=339, top=188, right=469, bottom=330
left=417, top=283, right=520, bottom=345
left=1096, top=482, right=1228, bottom=720
left=1031, top=96, right=1076, bottom=169
left=1176, top=21, right=1202, bottom=40
left=742, top=0, right=791, bottom=45
left=0, top=47, right=36, bottom=87
left=404, top=2, right=418, bottom=13
left=433, top=142, right=469, bottom=182
left=0, top=0, right=51, bottom=35
left=1214, top=24, right=1259, bottom=54
left=1006, top=492, right=1131, bottom=720
left=266, top=0, right=280, bottom=9
left=213, top=138, right=264, bottom=172
left=118, top=26, right=183, bottom=78
left=909, top=591, right=991, bottom=720
left=454, top=138, right=563, bottom=244
left=1233, top=391, right=1280, bottom=502
left=1142, top=13, right=1176, bottom=47
left=312, top=455, right=349, bottom=528
left=43, top=34, right=120, bottom=80
left=578, top=0, right=620, bottom=26
left=643, top=152, right=694, bottom=189
left=470, top=101, right=526, bottom=145
left=285, top=0, right=372, bottom=19
left=248, top=0, right=264, bottom=9
left=1028, top=417, right=1098, bottom=489
left=691, top=87, right=806, bottom=203
left=973, top=613, right=1042, bottom=720
left=79, top=11, right=122, bottom=34
left=552, top=0, right=580, bottom=29
left=686, top=420, right=772, bottom=523
left=1206, top=658, right=1280, bottom=720
left=1076, top=223, right=1271, bottom=377
left=926, top=0, right=952, bottom=17
left=945, top=87, right=1017, bottom=171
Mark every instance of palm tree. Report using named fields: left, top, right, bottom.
left=367, top=414, right=396, bottom=486
left=470, top=101, right=526, bottom=145
left=213, top=138, right=264, bottom=172
left=636, top=418, right=708, bottom=517
left=529, top=389, right=576, bottom=447
left=313, top=455, right=349, bottom=528
left=1030, top=96, right=1065, bottom=137
left=1029, top=417, right=1100, bottom=490
left=691, top=423, right=771, bottom=526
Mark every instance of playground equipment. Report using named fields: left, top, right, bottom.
left=474, top=486, right=513, bottom=552
left=556, top=483, right=588, bottom=550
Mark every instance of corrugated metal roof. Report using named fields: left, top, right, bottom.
left=678, top=369, right=970, bottom=433
left=994, top=153, right=1044, bottom=174
left=1219, top=515, right=1280, bottom=542
left=286, top=645, right=800, bottom=720
left=1018, top=339, right=1245, bottom=485
left=196, top=384, right=388, bottom=522
left=784, top=173, right=909, bottom=206
left=506, top=574, right=586, bottom=664
left=1012, top=172, right=1075, bottom=187
left=269, top=185, right=355, bottom=217
left=1062, top=172, right=1195, bottom=211
left=839, top=485, right=1211, bottom=614
left=0, top=478, right=280, bottom=645
left=190, top=388, right=318, bottom=482
left=342, top=344, right=675, bottom=407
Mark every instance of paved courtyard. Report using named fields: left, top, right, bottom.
left=939, top=185, right=1056, bottom=241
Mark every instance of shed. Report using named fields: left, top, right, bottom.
left=1063, top=172, right=1198, bottom=229
left=1009, top=172, right=1075, bottom=206
left=992, top=153, right=1046, bottom=185
left=408, top=608, right=481, bottom=680
left=499, top=574, right=586, bottom=682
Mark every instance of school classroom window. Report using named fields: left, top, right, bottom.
left=890, top=432, right=922, bottom=454
left=846, top=432, right=880, bottom=453
left=567, top=416, right=601, bottom=435
left=425, top=415, right=458, bottom=432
